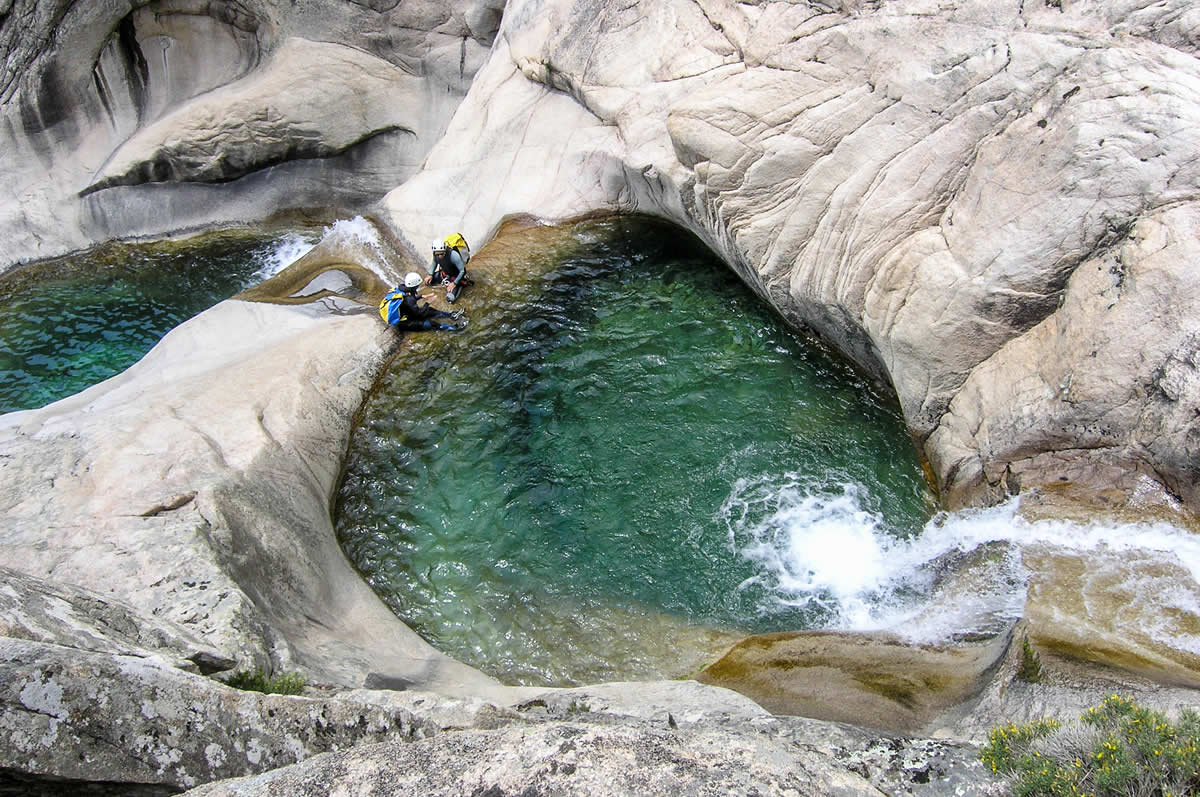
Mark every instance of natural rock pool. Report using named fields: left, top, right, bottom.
left=6, top=213, right=1199, bottom=694
left=334, top=217, right=938, bottom=686
left=0, top=228, right=317, bottom=414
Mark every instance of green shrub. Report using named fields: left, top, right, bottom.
left=1018, top=637, right=1043, bottom=683
left=981, top=718, right=1062, bottom=775
left=981, top=694, right=1200, bottom=796
left=266, top=671, right=308, bottom=695
left=225, top=669, right=307, bottom=696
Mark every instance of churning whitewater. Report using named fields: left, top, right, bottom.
left=723, top=476, right=1200, bottom=653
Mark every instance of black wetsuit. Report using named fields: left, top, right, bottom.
left=430, top=249, right=472, bottom=301
left=380, top=287, right=455, bottom=330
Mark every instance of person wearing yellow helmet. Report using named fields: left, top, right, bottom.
left=379, top=272, right=465, bottom=331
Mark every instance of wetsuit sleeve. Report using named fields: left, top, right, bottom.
left=409, top=294, right=455, bottom=320
left=400, top=294, right=431, bottom=320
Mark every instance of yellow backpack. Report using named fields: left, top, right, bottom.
left=444, top=232, right=471, bottom=263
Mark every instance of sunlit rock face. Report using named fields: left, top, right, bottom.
left=5, top=0, right=1198, bottom=514
left=380, top=0, right=1200, bottom=517
left=0, top=0, right=503, bottom=268
left=2, top=1, right=1200, bottom=787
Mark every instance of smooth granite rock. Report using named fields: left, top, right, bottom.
left=380, top=0, right=1200, bottom=517
left=0, top=264, right=504, bottom=699
left=3, top=0, right=1200, bottom=792
left=0, top=0, right=501, bottom=267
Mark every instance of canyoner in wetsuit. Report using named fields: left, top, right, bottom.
left=379, top=272, right=465, bottom=331
left=428, top=236, right=473, bottom=303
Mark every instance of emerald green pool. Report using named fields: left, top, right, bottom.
left=335, top=217, right=937, bottom=686
left=0, top=230, right=316, bottom=414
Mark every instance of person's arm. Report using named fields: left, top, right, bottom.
left=403, top=293, right=432, bottom=320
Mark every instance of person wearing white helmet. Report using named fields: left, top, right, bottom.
left=379, top=271, right=464, bottom=331
left=428, top=235, right=472, bottom=303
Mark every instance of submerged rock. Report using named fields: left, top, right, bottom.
left=696, top=629, right=1013, bottom=734
left=1023, top=546, right=1200, bottom=688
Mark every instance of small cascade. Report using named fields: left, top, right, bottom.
left=723, top=479, right=1200, bottom=666
left=249, top=233, right=318, bottom=282
left=0, top=227, right=321, bottom=414
left=236, top=217, right=394, bottom=305
left=314, top=216, right=392, bottom=272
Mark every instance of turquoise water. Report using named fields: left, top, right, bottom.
left=335, top=218, right=937, bottom=686
left=0, top=230, right=315, bottom=414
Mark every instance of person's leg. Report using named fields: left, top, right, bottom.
left=391, top=320, right=435, bottom=331
left=447, top=274, right=468, bottom=302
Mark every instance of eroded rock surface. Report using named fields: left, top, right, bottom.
left=0, top=565, right=233, bottom=674
left=4, top=0, right=1200, bottom=792
left=0, top=638, right=437, bottom=790
left=380, top=0, right=1200, bottom=517
left=181, top=683, right=994, bottom=797
left=0, top=0, right=501, bottom=265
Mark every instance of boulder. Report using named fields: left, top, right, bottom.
left=695, top=629, right=1012, bottom=734
left=0, top=637, right=437, bottom=791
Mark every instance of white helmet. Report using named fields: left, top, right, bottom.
left=403, top=272, right=423, bottom=288
left=431, top=239, right=446, bottom=252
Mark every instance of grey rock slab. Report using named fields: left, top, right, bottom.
left=179, top=708, right=997, bottom=796
left=0, top=295, right=505, bottom=698
left=0, top=565, right=233, bottom=675
left=0, top=638, right=438, bottom=791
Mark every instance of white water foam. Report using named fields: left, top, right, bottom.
left=720, top=473, right=1200, bottom=645
left=250, top=233, right=317, bottom=281
left=321, top=215, right=383, bottom=248
left=315, top=215, right=392, bottom=273
left=249, top=216, right=385, bottom=282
